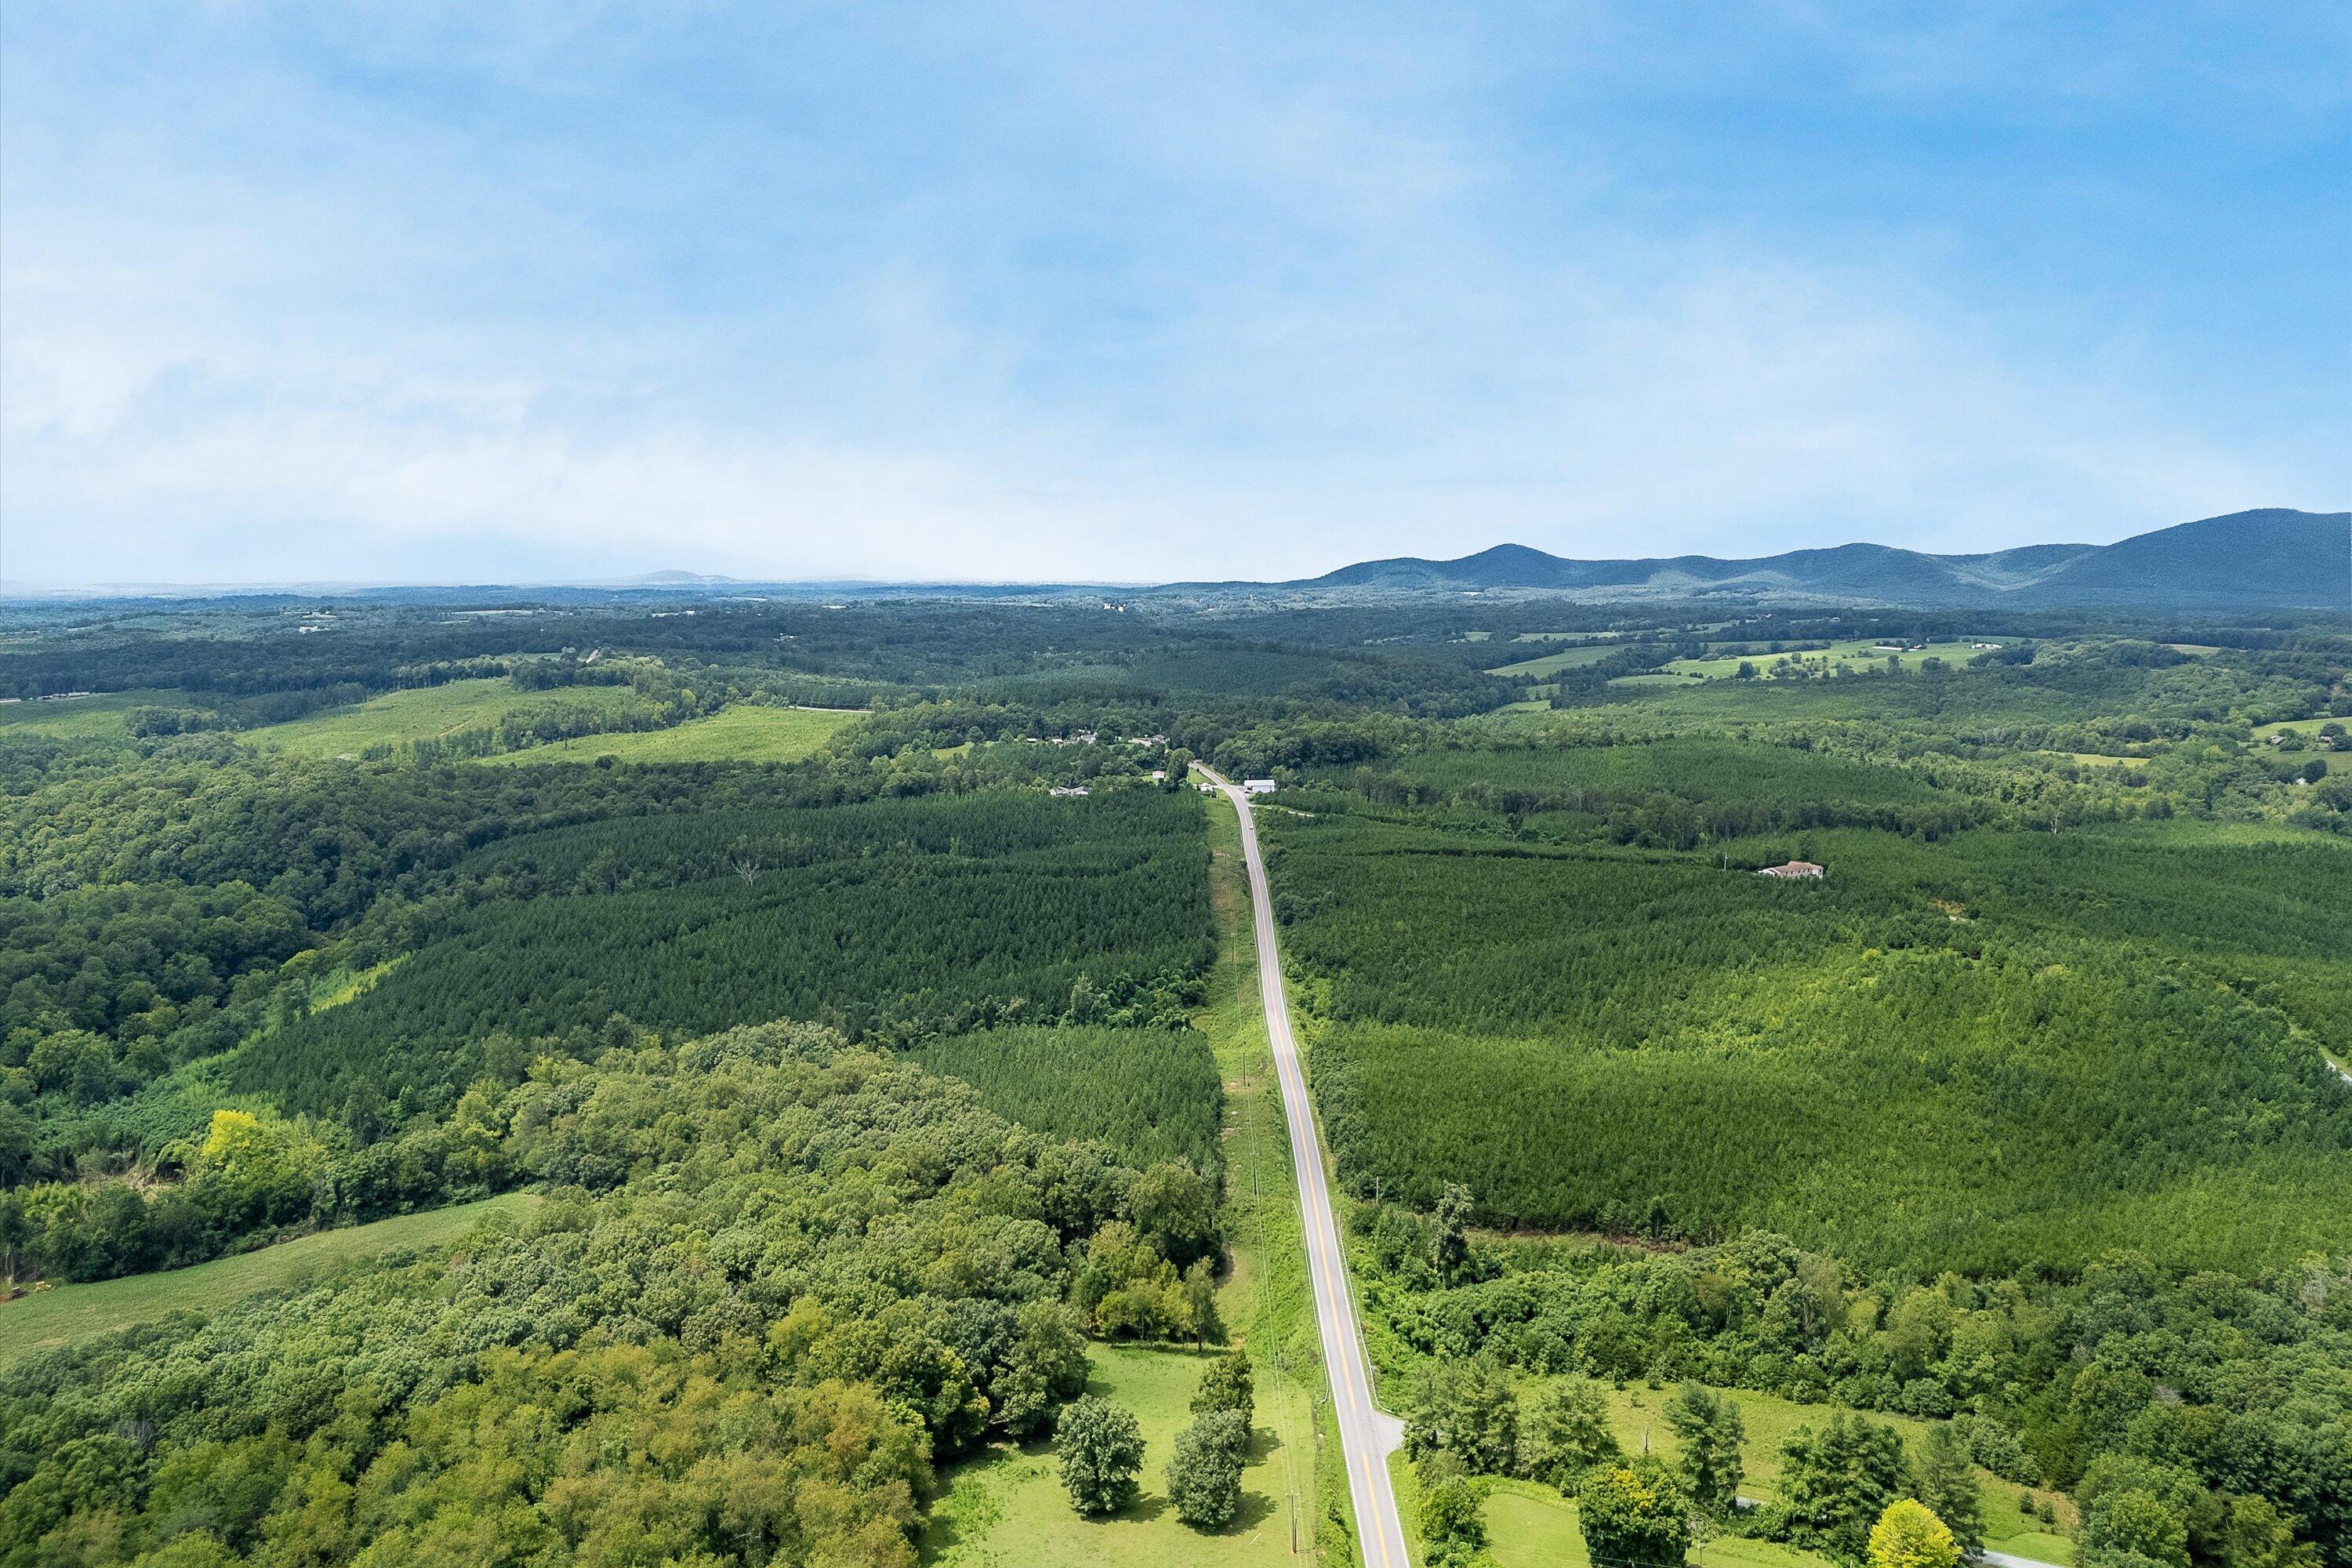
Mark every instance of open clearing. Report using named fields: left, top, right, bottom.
left=1486, top=644, right=1620, bottom=678
left=1603, top=1381, right=2075, bottom=1559
left=1664, top=639, right=1999, bottom=681
left=917, top=798, right=1339, bottom=1567
left=2253, top=717, right=2339, bottom=742
left=0, top=689, right=175, bottom=739
left=1382, top=1379, right=2073, bottom=1568
left=247, top=677, right=649, bottom=757
left=921, top=1343, right=1298, bottom=1567
left=0, top=1192, right=536, bottom=1366
left=474, top=703, right=859, bottom=764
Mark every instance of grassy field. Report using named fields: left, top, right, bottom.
left=1661, top=639, right=2000, bottom=681
left=922, top=1344, right=1301, bottom=1566
left=2253, top=717, right=2339, bottom=742
left=474, top=703, right=860, bottom=764
left=0, top=689, right=173, bottom=739
left=1486, top=644, right=1621, bottom=679
left=0, top=1192, right=536, bottom=1366
left=1602, top=1382, right=2074, bottom=1545
left=920, top=797, right=1334, bottom=1567
left=1379, top=1381, right=2071, bottom=1568
left=2038, top=750, right=2143, bottom=767
left=247, top=678, right=650, bottom=757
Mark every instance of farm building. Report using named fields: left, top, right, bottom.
left=1756, top=860, right=1825, bottom=880
left=1243, top=779, right=1278, bottom=795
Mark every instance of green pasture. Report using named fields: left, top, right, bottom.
left=246, top=677, right=649, bottom=757
left=1381, top=1375, right=2070, bottom=1568
left=1486, top=644, right=1621, bottom=678
left=1662, top=639, right=2000, bottom=681
left=0, top=1192, right=536, bottom=1366
left=0, top=689, right=172, bottom=739
left=2254, top=717, right=2341, bottom=742
left=1602, top=1381, right=2074, bottom=1552
left=921, top=1343, right=1299, bottom=1567
left=474, top=703, right=858, bottom=764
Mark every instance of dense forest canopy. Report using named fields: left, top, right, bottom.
left=0, top=592, right=2345, bottom=1567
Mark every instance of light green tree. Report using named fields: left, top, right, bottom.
left=1868, top=1499, right=1961, bottom=1568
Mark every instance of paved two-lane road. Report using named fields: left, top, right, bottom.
left=1207, top=769, right=1410, bottom=1568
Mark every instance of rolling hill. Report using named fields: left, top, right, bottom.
left=1297, top=508, right=2348, bottom=610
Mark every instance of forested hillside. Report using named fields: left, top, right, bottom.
left=0, top=1022, right=1212, bottom=1566
left=2, top=593, right=2347, bottom=1568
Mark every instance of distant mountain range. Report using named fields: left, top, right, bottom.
left=1296, top=509, right=2350, bottom=611
left=7, top=508, right=2344, bottom=613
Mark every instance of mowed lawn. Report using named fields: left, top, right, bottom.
left=246, top=678, right=650, bottom=757
left=0, top=1193, right=536, bottom=1367
left=923, top=1342, right=1299, bottom=1568
left=474, top=704, right=859, bottom=764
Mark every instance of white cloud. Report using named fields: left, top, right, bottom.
left=2, top=2, right=2339, bottom=584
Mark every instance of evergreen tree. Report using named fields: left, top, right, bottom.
left=1404, top=1355, right=1519, bottom=1475
left=1769, top=1413, right=1911, bottom=1564
left=1517, top=1377, right=1621, bottom=1489
left=1912, top=1424, right=1985, bottom=1556
left=1663, top=1382, right=1747, bottom=1515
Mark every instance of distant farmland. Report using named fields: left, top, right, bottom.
left=247, top=677, right=653, bottom=757
left=473, top=703, right=858, bottom=764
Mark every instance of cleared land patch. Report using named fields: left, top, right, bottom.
left=473, top=702, right=858, bottom=764
left=0, top=689, right=175, bottom=739
left=247, top=677, right=652, bottom=757
left=0, top=1192, right=535, bottom=1366
left=1663, top=639, right=2002, bottom=681
left=1486, top=644, right=1621, bottom=679
left=921, top=1343, right=1296, bottom=1568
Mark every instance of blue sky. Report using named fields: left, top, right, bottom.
left=2, top=2, right=2345, bottom=585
